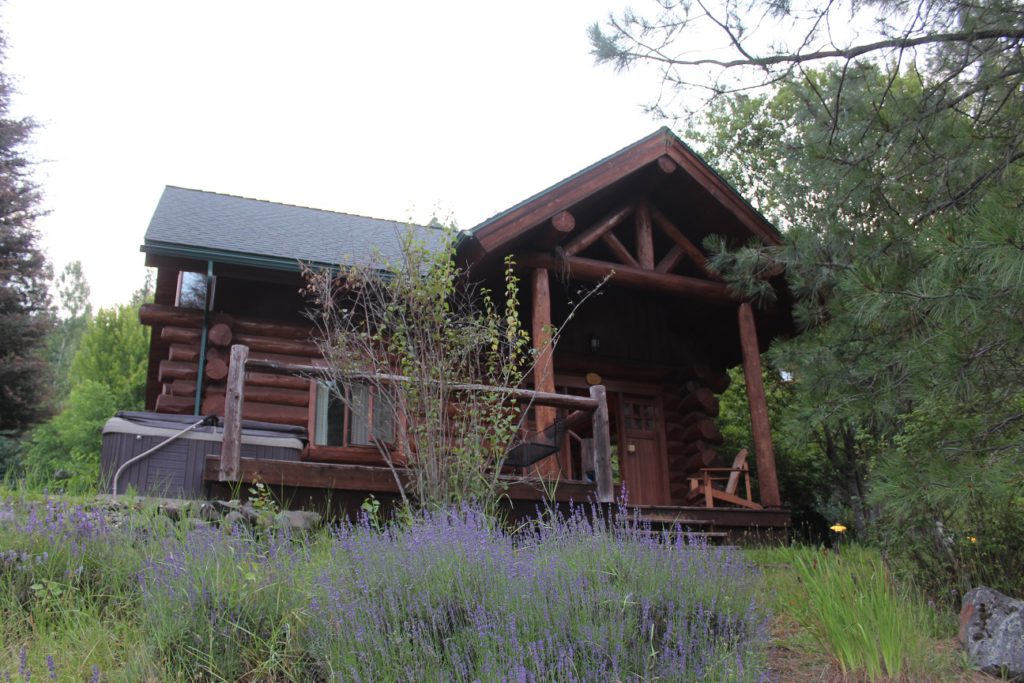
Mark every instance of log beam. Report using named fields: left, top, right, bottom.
left=516, top=252, right=737, bottom=303
left=207, top=323, right=233, bottom=347
left=737, top=303, right=781, bottom=508
left=655, top=245, right=687, bottom=274
left=635, top=202, right=655, bottom=270
left=529, top=210, right=578, bottom=250
left=551, top=210, right=575, bottom=233
left=205, top=384, right=309, bottom=407
left=158, top=360, right=198, bottom=383
left=563, top=204, right=634, bottom=257
left=155, top=394, right=194, bottom=414
left=649, top=205, right=721, bottom=280
left=601, top=233, right=639, bottom=268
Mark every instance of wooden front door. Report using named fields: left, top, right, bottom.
left=617, top=394, right=670, bottom=506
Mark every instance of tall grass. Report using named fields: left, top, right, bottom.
left=748, top=545, right=952, bottom=682
left=1, top=493, right=772, bottom=682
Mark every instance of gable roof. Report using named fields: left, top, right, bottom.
left=462, top=127, right=781, bottom=261
left=142, top=186, right=445, bottom=271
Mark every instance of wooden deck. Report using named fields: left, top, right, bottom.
left=203, top=455, right=790, bottom=541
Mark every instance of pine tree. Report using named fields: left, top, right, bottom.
left=0, top=30, right=51, bottom=432
left=592, top=0, right=1024, bottom=597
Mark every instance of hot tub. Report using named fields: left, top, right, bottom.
left=100, top=411, right=306, bottom=497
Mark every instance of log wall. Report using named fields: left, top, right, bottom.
left=141, top=303, right=319, bottom=428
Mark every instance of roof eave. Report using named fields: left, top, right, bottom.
left=462, top=128, right=782, bottom=262
left=141, top=241, right=326, bottom=272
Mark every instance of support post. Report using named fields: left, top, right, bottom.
left=219, top=344, right=248, bottom=482
left=193, top=260, right=214, bottom=415
left=737, top=303, right=781, bottom=507
left=590, top=384, right=614, bottom=503
left=635, top=202, right=655, bottom=270
left=531, top=268, right=560, bottom=477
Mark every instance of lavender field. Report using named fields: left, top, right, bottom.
left=0, top=497, right=770, bottom=682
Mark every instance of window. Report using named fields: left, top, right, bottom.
left=313, top=381, right=395, bottom=447
left=176, top=271, right=214, bottom=310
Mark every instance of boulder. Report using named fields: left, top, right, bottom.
left=960, top=586, right=1024, bottom=681
left=273, top=510, right=320, bottom=531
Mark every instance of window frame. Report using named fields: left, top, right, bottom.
left=305, top=380, right=401, bottom=464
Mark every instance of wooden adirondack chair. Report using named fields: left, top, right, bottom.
left=685, top=448, right=763, bottom=509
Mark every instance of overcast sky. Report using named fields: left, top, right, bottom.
left=4, top=1, right=665, bottom=308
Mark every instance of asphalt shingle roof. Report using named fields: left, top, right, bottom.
left=143, top=186, right=445, bottom=268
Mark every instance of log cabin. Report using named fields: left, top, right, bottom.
left=104, top=128, right=794, bottom=538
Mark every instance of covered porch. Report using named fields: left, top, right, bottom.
left=459, top=128, right=793, bottom=516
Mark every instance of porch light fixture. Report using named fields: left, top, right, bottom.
left=588, top=333, right=601, bottom=353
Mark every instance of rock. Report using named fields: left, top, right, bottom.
left=273, top=510, right=320, bottom=531
left=222, top=510, right=247, bottom=528
left=52, top=469, right=73, bottom=481
left=161, top=501, right=183, bottom=521
left=198, top=502, right=221, bottom=522
left=238, top=503, right=260, bottom=524
left=960, top=586, right=1024, bottom=681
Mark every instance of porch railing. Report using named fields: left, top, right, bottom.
left=216, top=344, right=615, bottom=503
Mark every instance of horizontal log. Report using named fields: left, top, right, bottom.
left=677, top=388, right=719, bottom=416
left=233, top=332, right=320, bottom=358
left=167, top=379, right=196, bottom=396
left=515, top=252, right=737, bottom=303
left=669, top=450, right=717, bottom=475
left=140, top=304, right=313, bottom=341
left=244, top=357, right=601, bottom=411
left=140, top=304, right=207, bottom=329
left=201, top=394, right=224, bottom=415
left=208, top=322, right=233, bottom=347
left=202, top=457, right=596, bottom=502
left=550, top=210, right=575, bottom=233
left=204, top=456, right=401, bottom=491
left=161, top=326, right=200, bottom=345
left=667, top=416, right=715, bottom=441
left=694, top=364, right=730, bottom=393
left=679, top=411, right=712, bottom=428
left=563, top=409, right=593, bottom=434
left=155, top=394, right=195, bottom=414
left=206, top=384, right=309, bottom=407
left=200, top=396, right=308, bottom=427
left=249, top=349, right=329, bottom=369
left=232, top=317, right=312, bottom=342
left=158, top=360, right=198, bottom=382
left=667, top=441, right=717, bottom=470
left=681, top=419, right=724, bottom=445
left=205, top=357, right=229, bottom=381
left=168, top=344, right=199, bottom=363
left=245, top=370, right=310, bottom=392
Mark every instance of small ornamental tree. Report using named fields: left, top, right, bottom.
left=304, top=230, right=534, bottom=509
